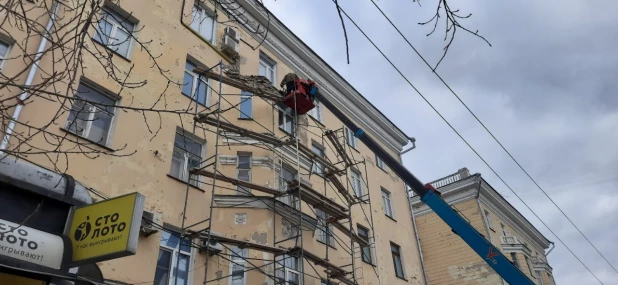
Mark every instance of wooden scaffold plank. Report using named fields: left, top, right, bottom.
left=192, top=68, right=283, bottom=102
left=287, top=180, right=348, bottom=221
left=190, top=169, right=283, bottom=196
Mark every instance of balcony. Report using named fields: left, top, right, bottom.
left=501, top=236, right=531, bottom=256
left=531, top=256, right=553, bottom=272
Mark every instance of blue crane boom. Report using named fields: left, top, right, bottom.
left=316, top=94, right=535, bottom=285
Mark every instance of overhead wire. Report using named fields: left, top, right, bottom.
left=328, top=1, right=606, bottom=283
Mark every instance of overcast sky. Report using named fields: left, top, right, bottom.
left=262, top=0, right=618, bottom=284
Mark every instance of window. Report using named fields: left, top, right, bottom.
left=510, top=252, right=520, bottom=268
left=279, top=107, right=295, bottom=135
left=65, top=82, right=117, bottom=145
left=190, top=4, right=216, bottom=43
left=316, top=209, right=334, bottom=247
left=391, top=243, right=405, bottom=279
left=229, top=247, right=248, bottom=285
left=351, top=169, right=363, bottom=198
left=344, top=127, right=358, bottom=149
left=278, top=165, right=299, bottom=209
left=357, top=225, right=372, bottom=264
left=0, top=40, right=10, bottom=67
left=484, top=210, right=494, bottom=229
left=154, top=230, right=192, bottom=285
left=501, top=223, right=509, bottom=236
left=93, top=7, right=135, bottom=58
left=239, top=91, right=253, bottom=119
left=170, top=130, right=205, bottom=187
left=524, top=255, right=534, bottom=277
left=536, top=271, right=544, bottom=285
left=276, top=255, right=300, bottom=285
left=376, top=155, right=386, bottom=171
left=182, top=60, right=210, bottom=106
left=309, top=99, right=323, bottom=122
left=311, top=143, right=325, bottom=175
left=258, top=54, right=276, bottom=85
left=236, top=153, right=251, bottom=195
left=381, top=189, right=394, bottom=218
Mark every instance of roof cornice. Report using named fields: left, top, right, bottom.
left=232, top=0, right=409, bottom=153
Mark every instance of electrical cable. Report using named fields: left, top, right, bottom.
left=328, top=2, right=606, bottom=283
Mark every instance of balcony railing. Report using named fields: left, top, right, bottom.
left=501, top=235, right=523, bottom=245
left=531, top=256, right=547, bottom=264
left=429, top=172, right=462, bottom=189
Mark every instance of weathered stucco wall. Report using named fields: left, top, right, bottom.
left=2, top=0, right=422, bottom=285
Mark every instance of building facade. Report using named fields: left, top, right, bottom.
left=411, top=168, right=556, bottom=285
left=0, top=0, right=425, bottom=285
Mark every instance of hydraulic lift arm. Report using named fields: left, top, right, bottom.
left=317, top=95, right=535, bottom=285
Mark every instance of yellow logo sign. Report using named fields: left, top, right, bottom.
left=68, top=192, right=144, bottom=264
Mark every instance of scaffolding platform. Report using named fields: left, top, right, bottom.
left=287, top=180, right=348, bottom=220
left=282, top=138, right=342, bottom=175
left=193, top=68, right=283, bottom=102
left=191, top=169, right=283, bottom=196
left=195, top=116, right=284, bottom=146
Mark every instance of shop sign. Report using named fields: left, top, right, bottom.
left=67, top=192, right=144, bottom=264
left=0, top=218, right=64, bottom=269
left=0, top=272, right=46, bottom=285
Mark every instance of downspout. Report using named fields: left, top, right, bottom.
left=409, top=194, right=429, bottom=285
left=0, top=1, right=60, bottom=150
left=476, top=175, right=506, bottom=285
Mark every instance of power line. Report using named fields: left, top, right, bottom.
left=366, top=0, right=618, bottom=277
left=327, top=1, right=605, bottom=283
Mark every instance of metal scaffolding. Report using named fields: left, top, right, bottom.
left=173, top=62, right=381, bottom=285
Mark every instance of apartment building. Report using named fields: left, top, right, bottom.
left=410, top=168, right=556, bottom=285
left=0, top=0, right=424, bottom=284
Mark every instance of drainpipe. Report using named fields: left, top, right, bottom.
left=0, top=1, right=60, bottom=150
left=406, top=185, right=428, bottom=285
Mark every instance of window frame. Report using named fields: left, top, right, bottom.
left=500, top=223, right=509, bottom=236
left=258, top=53, right=277, bottom=85
left=276, top=255, right=301, bottom=285
left=390, top=242, right=405, bottom=279
left=170, top=129, right=206, bottom=188
left=344, top=127, right=358, bottom=149
left=375, top=155, right=386, bottom=171
left=510, top=252, right=520, bottom=268
left=65, top=81, right=118, bottom=146
left=311, top=143, right=325, bottom=175
left=524, top=255, right=534, bottom=277
left=236, top=153, right=252, bottom=195
left=350, top=169, right=363, bottom=198
left=229, top=246, right=248, bottom=285
left=155, top=230, right=194, bottom=285
left=190, top=3, right=217, bottom=44
left=93, top=6, right=137, bottom=59
left=315, top=209, right=335, bottom=247
left=183, top=59, right=211, bottom=107
left=238, top=91, right=253, bottom=119
left=357, top=225, right=372, bottom=264
left=381, top=188, right=395, bottom=219
left=484, top=210, right=494, bottom=230
left=0, top=39, right=11, bottom=69
left=278, top=164, right=299, bottom=209
left=309, top=99, right=323, bottom=123
left=278, top=108, right=295, bottom=135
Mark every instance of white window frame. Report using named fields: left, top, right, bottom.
left=315, top=209, right=334, bottom=247
left=93, top=6, right=136, bottom=58
left=381, top=188, right=395, bottom=218
left=65, top=83, right=117, bottom=146
left=259, top=53, right=276, bottom=85
left=311, top=143, right=325, bottom=175
left=357, top=225, right=373, bottom=264
left=279, top=108, right=295, bottom=135
left=156, top=230, right=194, bottom=285
left=376, top=155, right=386, bottom=171
left=236, top=153, right=252, bottom=195
left=238, top=91, right=253, bottom=119
left=351, top=169, right=363, bottom=198
left=390, top=242, right=406, bottom=279
left=484, top=210, right=494, bottom=230
left=0, top=39, right=11, bottom=69
left=278, top=164, right=299, bottom=209
left=183, top=59, right=211, bottom=106
left=344, top=127, right=358, bottom=149
left=309, top=99, right=323, bottom=123
left=277, top=255, right=301, bottom=285
left=500, top=223, right=509, bottom=236
left=191, top=3, right=217, bottom=44
left=536, top=271, right=544, bottom=285
left=229, top=246, right=248, bottom=285
left=170, top=130, right=206, bottom=187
